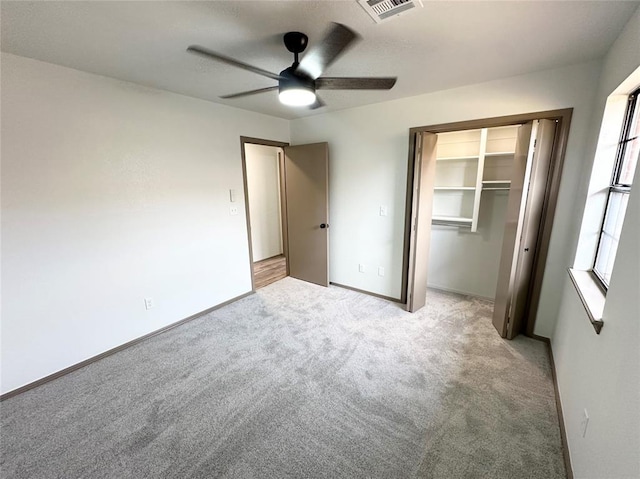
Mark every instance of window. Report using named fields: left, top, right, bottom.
left=593, top=88, right=639, bottom=288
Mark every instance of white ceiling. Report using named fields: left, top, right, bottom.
left=2, top=1, right=638, bottom=120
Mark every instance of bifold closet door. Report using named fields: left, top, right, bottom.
left=492, top=122, right=534, bottom=337
left=406, top=132, right=438, bottom=312
left=492, top=120, right=557, bottom=339
left=506, top=119, right=557, bottom=339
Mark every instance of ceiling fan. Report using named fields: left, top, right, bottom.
left=187, top=23, right=397, bottom=109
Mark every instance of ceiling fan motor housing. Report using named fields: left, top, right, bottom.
left=279, top=67, right=315, bottom=94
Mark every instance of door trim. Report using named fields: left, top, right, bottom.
left=240, top=136, right=290, bottom=292
left=401, top=109, right=573, bottom=336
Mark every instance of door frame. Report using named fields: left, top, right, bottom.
left=240, top=136, right=290, bottom=292
left=401, top=109, right=572, bottom=336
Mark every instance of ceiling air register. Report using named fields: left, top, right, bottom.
left=358, top=0, right=423, bottom=23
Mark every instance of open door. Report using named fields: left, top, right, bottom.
left=500, top=119, right=557, bottom=339
left=492, top=122, right=534, bottom=336
left=492, top=120, right=559, bottom=338
left=406, top=132, right=438, bottom=312
left=283, top=142, right=330, bottom=287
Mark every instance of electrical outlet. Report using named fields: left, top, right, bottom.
left=580, top=409, right=589, bottom=437
left=144, top=298, right=154, bottom=310
left=378, top=266, right=385, bottom=276
left=229, top=205, right=239, bottom=216
left=359, top=264, right=366, bottom=273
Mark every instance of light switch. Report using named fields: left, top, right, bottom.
left=379, top=206, right=388, bottom=217
left=230, top=189, right=237, bottom=202
left=359, top=264, right=366, bottom=273
left=378, top=266, right=385, bottom=277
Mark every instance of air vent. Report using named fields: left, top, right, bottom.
left=358, top=0, right=423, bottom=23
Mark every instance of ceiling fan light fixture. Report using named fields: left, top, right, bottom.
left=278, top=68, right=316, bottom=106
left=279, top=87, right=316, bottom=106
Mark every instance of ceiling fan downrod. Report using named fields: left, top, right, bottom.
left=283, top=31, right=309, bottom=67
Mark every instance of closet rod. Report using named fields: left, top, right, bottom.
left=482, top=187, right=510, bottom=191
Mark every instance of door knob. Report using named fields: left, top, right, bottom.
left=320, top=223, right=329, bottom=229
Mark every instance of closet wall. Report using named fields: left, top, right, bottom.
left=427, top=126, right=519, bottom=299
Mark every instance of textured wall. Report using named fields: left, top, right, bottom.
left=1, top=53, right=289, bottom=394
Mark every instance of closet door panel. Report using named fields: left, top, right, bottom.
left=507, top=119, right=557, bottom=339
left=492, top=122, right=534, bottom=337
left=406, top=132, right=438, bottom=312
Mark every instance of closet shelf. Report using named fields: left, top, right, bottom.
left=432, top=126, right=517, bottom=232
left=485, top=151, right=515, bottom=157
left=432, top=215, right=473, bottom=225
left=436, top=155, right=479, bottom=161
left=482, top=179, right=511, bottom=191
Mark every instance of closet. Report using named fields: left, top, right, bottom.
left=404, top=115, right=567, bottom=339
left=429, top=126, right=518, bottom=301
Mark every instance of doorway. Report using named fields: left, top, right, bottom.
left=240, top=137, right=331, bottom=290
left=402, top=110, right=572, bottom=338
left=243, top=142, right=288, bottom=289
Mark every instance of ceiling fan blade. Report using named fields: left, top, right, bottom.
left=187, top=45, right=282, bottom=81
left=219, top=86, right=279, bottom=99
left=316, top=77, right=397, bottom=90
left=309, top=95, right=326, bottom=110
left=298, top=23, right=360, bottom=79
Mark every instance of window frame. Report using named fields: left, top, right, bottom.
left=592, top=87, right=639, bottom=290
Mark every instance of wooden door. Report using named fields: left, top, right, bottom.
left=506, top=119, right=557, bottom=338
left=492, top=122, right=535, bottom=337
left=493, top=120, right=556, bottom=339
left=406, top=132, right=438, bottom=312
left=283, top=143, right=330, bottom=287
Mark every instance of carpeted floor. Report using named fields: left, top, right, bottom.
left=0, top=277, right=566, bottom=478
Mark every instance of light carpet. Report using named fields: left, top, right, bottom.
left=1, top=277, right=566, bottom=478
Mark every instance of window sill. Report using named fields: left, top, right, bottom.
left=568, top=268, right=605, bottom=334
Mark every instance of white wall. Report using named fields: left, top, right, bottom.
left=0, top=53, right=289, bottom=394
left=428, top=193, right=508, bottom=299
left=244, top=144, right=283, bottom=262
left=290, top=60, right=600, bottom=329
left=551, top=6, right=640, bottom=479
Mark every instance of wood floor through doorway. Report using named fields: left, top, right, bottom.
left=254, top=254, right=287, bottom=289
